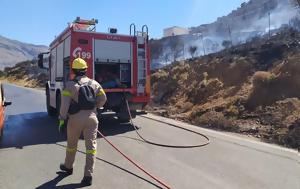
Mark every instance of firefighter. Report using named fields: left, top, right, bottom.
left=58, top=57, right=107, bottom=186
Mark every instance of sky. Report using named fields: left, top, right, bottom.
left=0, top=0, right=248, bottom=45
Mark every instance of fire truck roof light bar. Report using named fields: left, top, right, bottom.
left=74, top=17, right=98, bottom=25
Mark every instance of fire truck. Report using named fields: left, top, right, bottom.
left=38, top=17, right=150, bottom=122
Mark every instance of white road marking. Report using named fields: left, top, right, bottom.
left=141, top=114, right=300, bottom=162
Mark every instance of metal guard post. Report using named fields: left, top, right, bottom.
left=142, top=25, right=148, bottom=37
left=130, top=23, right=136, bottom=36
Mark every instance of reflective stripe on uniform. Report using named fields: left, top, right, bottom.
left=86, top=149, right=97, bottom=155
left=66, top=147, right=77, bottom=152
left=62, top=90, right=72, bottom=97
left=96, top=89, right=105, bottom=97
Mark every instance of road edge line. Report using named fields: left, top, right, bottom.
left=140, top=113, right=300, bottom=162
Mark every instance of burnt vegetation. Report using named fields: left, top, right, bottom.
left=150, top=28, right=300, bottom=149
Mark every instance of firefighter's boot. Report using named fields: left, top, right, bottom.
left=81, top=176, right=93, bottom=186
left=60, top=164, right=73, bottom=175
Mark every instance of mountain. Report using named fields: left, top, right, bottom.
left=0, top=35, right=48, bottom=70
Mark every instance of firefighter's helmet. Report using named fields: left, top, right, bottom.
left=72, top=58, right=88, bottom=69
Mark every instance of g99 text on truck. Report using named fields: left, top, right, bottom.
left=38, top=17, right=150, bottom=122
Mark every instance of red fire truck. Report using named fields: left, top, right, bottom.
left=38, top=17, right=150, bottom=122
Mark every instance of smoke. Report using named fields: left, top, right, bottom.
left=251, top=0, right=298, bottom=33
left=152, top=0, right=300, bottom=69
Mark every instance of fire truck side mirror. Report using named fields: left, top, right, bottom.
left=38, top=54, right=44, bottom=69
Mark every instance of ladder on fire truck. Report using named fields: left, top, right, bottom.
left=130, top=24, right=149, bottom=95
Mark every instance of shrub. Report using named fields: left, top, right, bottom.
left=252, top=71, right=275, bottom=88
left=194, top=111, right=238, bottom=131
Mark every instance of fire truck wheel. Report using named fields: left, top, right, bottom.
left=56, top=91, right=61, bottom=117
left=0, top=127, right=3, bottom=140
left=116, top=103, right=129, bottom=123
left=46, top=88, right=56, bottom=116
left=118, top=116, right=130, bottom=123
left=117, top=104, right=136, bottom=123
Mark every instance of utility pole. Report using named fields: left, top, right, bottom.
left=197, top=33, right=206, bottom=56
left=182, top=44, right=185, bottom=60
left=201, top=34, right=206, bottom=56
left=268, top=12, right=271, bottom=39
left=228, top=24, right=233, bottom=47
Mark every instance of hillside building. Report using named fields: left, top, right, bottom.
left=163, top=26, right=189, bottom=37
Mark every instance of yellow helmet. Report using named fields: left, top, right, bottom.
left=72, top=58, right=88, bottom=69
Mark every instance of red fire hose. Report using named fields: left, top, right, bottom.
left=96, top=129, right=171, bottom=189
left=95, top=97, right=210, bottom=189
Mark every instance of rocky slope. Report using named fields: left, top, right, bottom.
left=0, top=35, right=48, bottom=70
left=150, top=28, right=300, bottom=149
left=1, top=60, right=47, bottom=88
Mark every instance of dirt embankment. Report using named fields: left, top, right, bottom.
left=1, top=60, right=47, bottom=88
left=150, top=28, right=300, bottom=149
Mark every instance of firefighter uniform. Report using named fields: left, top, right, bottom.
left=59, top=59, right=107, bottom=178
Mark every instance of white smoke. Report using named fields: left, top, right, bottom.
left=153, top=0, right=300, bottom=68
left=251, top=1, right=298, bottom=33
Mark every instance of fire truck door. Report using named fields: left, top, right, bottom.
left=50, top=48, right=57, bottom=86
left=63, top=57, right=71, bottom=84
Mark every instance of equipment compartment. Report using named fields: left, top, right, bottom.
left=94, top=63, right=131, bottom=89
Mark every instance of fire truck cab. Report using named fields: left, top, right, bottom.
left=38, top=18, right=150, bottom=122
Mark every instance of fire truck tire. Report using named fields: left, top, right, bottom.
left=117, top=103, right=136, bottom=123
left=46, top=87, right=56, bottom=116
left=56, top=91, right=61, bottom=117
left=118, top=116, right=130, bottom=123
left=0, top=127, right=3, bottom=140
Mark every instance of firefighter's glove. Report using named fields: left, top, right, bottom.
left=58, top=119, right=66, bottom=133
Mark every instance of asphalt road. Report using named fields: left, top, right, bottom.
left=0, top=84, right=299, bottom=189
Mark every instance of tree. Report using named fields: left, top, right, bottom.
left=163, top=53, right=170, bottom=65
left=169, top=37, right=184, bottom=62
left=189, top=46, right=198, bottom=58
left=150, top=40, right=163, bottom=60
left=222, top=40, right=232, bottom=49
left=240, top=2, right=246, bottom=8
left=290, top=17, right=300, bottom=30
left=211, top=43, right=220, bottom=52
left=291, top=0, right=300, bottom=8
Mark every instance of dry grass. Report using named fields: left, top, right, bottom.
left=0, top=76, right=42, bottom=88
left=252, top=71, right=275, bottom=87
left=150, top=28, right=300, bottom=148
left=193, top=111, right=238, bottom=131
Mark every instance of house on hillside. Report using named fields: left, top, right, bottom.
left=163, top=26, right=189, bottom=37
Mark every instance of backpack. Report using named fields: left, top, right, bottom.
left=68, top=79, right=97, bottom=114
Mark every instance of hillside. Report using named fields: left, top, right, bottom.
left=0, top=35, right=48, bottom=70
left=150, top=0, right=299, bottom=68
left=190, top=0, right=296, bottom=36
left=1, top=60, right=47, bottom=88
left=150, top=28, right=300, bottom=149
